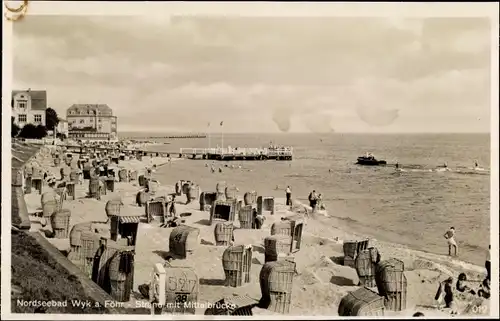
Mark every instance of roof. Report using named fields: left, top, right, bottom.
left=67, top=104, right=113, bottom=116
left=58, top=118, right=68, bottom=123
left=118, top=216, right=142, bottom=224
left=12, top=90, right=47, bottom=111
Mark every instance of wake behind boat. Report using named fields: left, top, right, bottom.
left=356, top=153, right=387, bottom=166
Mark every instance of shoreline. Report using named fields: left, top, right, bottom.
left=290, top=197, right=484, bottom=267
left=20, top=147, right=490, bottom=316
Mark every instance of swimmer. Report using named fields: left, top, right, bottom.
left=395, top=162, right=399, bottom=169
left=219, top=167, right=223, bottom=173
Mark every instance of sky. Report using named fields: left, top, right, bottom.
left=12, top=15, right=492, bottom=133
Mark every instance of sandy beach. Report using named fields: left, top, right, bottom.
left=23, top=146, right=490, bottom=317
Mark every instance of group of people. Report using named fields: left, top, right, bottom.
left=206, top=161, right=243, bottom=173
left=395, top=161, right=482, bottom=171
left=157, top=194, right=185, bottom=228
left=435, top=271, right=491, bottom=314
left=437, top=227, right=491, bottom=313
left=308, top=190, right=326, bottom=212
left=443, top=227, right=491, bottom=282
left=280, top=186, right=326, bottom=213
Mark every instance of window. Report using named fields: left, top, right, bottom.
left=34, top=115, right=42, bottom=123
left=18, top=114, right=27, bottom=122
left=98, top=125, right=102, bottom=131
left=99, top=119, right=102, bottom=122
left=90, top=119, right=93, bottom=123
left=18, top=101, right=27, bottom=109
left=80, top=119, right=85, bottom=124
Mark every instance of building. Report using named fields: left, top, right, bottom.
left=11, top=89, right=47, bottom=128
left=66, top=104, right=118, bottom=141
left=56, top=118, right=69, bottom=137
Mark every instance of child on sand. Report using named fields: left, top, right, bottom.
left=317, top=193, right=326, bottom=210
left=478, top=278, right=490, bottom=299
left=456, top=273, right=476, bottom=295
left=443, top=227, right=458, bottom=256
left=253, top=208, right=264, bottom=229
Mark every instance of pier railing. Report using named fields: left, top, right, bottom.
left=179, top=147, right=293, bottom=157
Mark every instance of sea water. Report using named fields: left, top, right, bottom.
left=124, top=132, right=491, bottom=265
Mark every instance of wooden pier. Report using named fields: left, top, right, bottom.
left=121, top=134, right=207, bottom=139
left=179, top=147, right=293, bottom=161
left=20, top=140, right=293, bottom=161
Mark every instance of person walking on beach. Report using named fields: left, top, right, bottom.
left=485, top=245, right=491, bottom=281
left=169, top=196, right=177, bottom=217
left=309, top=190, right=318, bottom=212
left=285, top=186, right=292, bottom=206
left=443, top=227, right=458, bottom=257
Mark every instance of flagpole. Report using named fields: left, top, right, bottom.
left=208, top=122, right=211, bottom=150
left=221, top=121, right=224, bottom=151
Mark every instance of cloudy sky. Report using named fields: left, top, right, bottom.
left=13, top=15, right=491, bottom=133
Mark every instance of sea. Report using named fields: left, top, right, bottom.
left=122, top=132, right=491, bottom=265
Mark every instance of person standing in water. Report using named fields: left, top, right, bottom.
left=285, top=186, right=292, bottom=206
left=443, top=227, right=458, bottom=256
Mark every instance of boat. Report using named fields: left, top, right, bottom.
left=356, top=154, right=387, bottom=166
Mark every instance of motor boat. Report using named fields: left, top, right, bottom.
left=356, top=154, right=387, bottom=166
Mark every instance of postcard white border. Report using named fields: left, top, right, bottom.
left=1, top=1, right=498, bottom=320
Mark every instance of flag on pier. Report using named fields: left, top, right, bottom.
left=220, top=121, right=224, bottom=126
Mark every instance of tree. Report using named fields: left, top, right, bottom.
left=45, top=107, right=59, bottom=131
left=11, top=117, right=20, bottom=137
left=19, top=123, right=48, bottom=139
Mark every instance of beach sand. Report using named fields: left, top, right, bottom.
left=22, top=147, right=490, bottom=317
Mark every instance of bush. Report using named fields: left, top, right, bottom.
left=18, top=124, right=48, bottom=139
left=12, top=117, right=20, bottom=137
left=56, top=133, right=67, bottom=140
